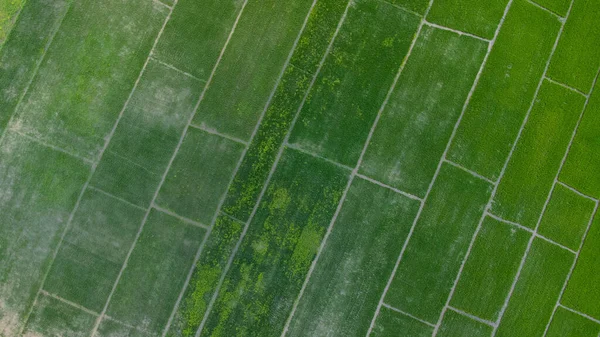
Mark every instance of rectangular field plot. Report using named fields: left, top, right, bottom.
left=7, top=0, right=168, bottom=161
left=192, top=0, right=314, bottom=141
left=491, top=81, right=585, bottom=228
left=447, top=0, right=561, bottom=180
left=495, top=238, right=574, bottom=337
left=286, top=177, right=420, bottom=337
left=44, top=188, right=146, bottom=312
left=22, top=293, right=96, bottom=337
left=450, top=216, right=530, bottom=321
left=546, top=306, right=600, bottom=337
left=384, top=163, right=492, bottom=323
left=91, top=59, right=204, bottom=207
left=360, top=26, right=487, bottom=197
left=156, top=128, right=245, bottom=225
left=102, top=209, right=205, bottom=335
left=371, top=306, right=433, bottom=337
left=0, top=132, right=89, bottom=336
left=288, top=0, right=419, bottom=167
left=427, top=0, right=509, bottom=39
left=200, top=148, right=348, bottom=336
left=437, top=310, right=493, bottom=337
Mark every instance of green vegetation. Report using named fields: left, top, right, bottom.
left=437, top=310, right=493, bottom=337
left=492, top=81, right=585, bottom=228
left=450, top=216, right=530, bottom=321
left=0, top=0, right=24, bottom=46
left=22, top=294, right=96, bottom=337
left=448, top=0, right=561, bottom=180
left=534, top=0, right=570, bottom=16
left=288, top=0, right=420, bottom=167
left=360, top=26, right=487, bottom=197
left=428, top=0, right=509, bottom=39
left=371, top=307, right=433, bottom=337
left=386, top=0, right=429, bottom=15
left=546, top=306, right=600, bottom=337
left=96, top=319, right=148, bottom=337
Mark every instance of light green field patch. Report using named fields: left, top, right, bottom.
left=496, top=238, right=574, bottom=337
left=0, top=0, right=71, bottom=134
left=91, top=59, right=204, bottom=207
left=96, top=318, right=150, bottom=337
left=0, top=0, right=24, bottom=46
left=492, top=81, right=585, bottom=228
left=371, top=307, right=433, bottom=337
left=560, top=81, right=600, bottom=198
left=156, top=128, right=245, bottom=224
left=546, top=306, right=600, bottom=337
left=8, top=0, right=168, bottom=161
left=287, top=177, right=420, bottom=336
left=360, top=26, right=487, bottom=197
left=21, top=294, right=96, bottom=337
left=533, top=0, right=570, bottom=16
left=192, top=0, right=314, bottom=141
left=437, top=310, right=493, bottom=337
left=427, top=0, right=509, bottom=39
left=200, top=148, right=348, bottom=336
left=288, top=0, right=419, bottom=167
left=166, top=215, right=244, bottom=337
left=154, top=0, right=244, bottom=80
left=104, top=209, right=205, bottom=335
left=547, top=0, right=600, bottom=93
left=562, top=215, right=600, bottom=319
left=0, top=132, right=89, bottom=336
left=450, top=216, right=530, bottom=321
left=44, top=188, right=146, bottom=312
left=448, top=0, right=561, bottom=180
left=538, top=183, right=596, bottom=250
left=385, top=163, right=492, bottom=323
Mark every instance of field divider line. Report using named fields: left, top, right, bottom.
left=557, top=303, right=600, bottom=325
left=87, top=185, right=146, bottom=211
left=284, top=142, right=354, bottom=171
left=106, top=149, right=160, bottom=176
left=527, top=0, right=564, bottom=20
left=0, top=0, right=26, bottom=56
left=443, top=159, right=494, bottom=184
left=10, top=130, right=94, bottom=165
left=355, top=173, right=423, bottom=202
left=423, top=21, right=491, bottom=42
left=152, top=0, right=172, bottom=10
left=382, top=303, right=436, bottom=327
left=544, top=76, right=588, bottom=97
left=104, top=315, right=155, bottom=335
left=368, top=0, right=513, bottom=335
left=491, top=15, right=598, bottom=335
left=0, top=0, right=73, bottom=148
left=39, top=290, right=100, bottom=317
left=556, top=180, right=598, bottom=201
left=377, top=0, right=423, bottom=18
left=149, top=55, right=205, bottom=82
left=18, top=1, right=177, bottom=334
left=447, top=306, right=497, bottom=327
left=188, top=122, right=249, bottom=145
left=542, top=199, right=600, bottom=336
left=485, top=212, right=533, bottom=233
left=152, top=203, right=210, bottom=230
left=535, top=233, right=577, bottom=254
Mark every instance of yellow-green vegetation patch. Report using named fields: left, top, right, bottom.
left=288, top=0, right=420, bottom=167
left=371, top=306, right=433, bottom=337
left=495, top=238, right=574, bottom=337
left=385, top=0, right=429, bottom=15
left=8, top=0, right=168, bottom=160
left=192, top=0, right=315, bottom=141
left=21, top=293, right=96, bottom=337
left=0, top=0, right=24, bottom=46
left=448, top=0, right=561, bottom=180
left=385, top=163, right=492, bottom=323
left=437, top=310, right=493, bottom=337
left=91, top=59, right=204, bottom=207
left=538, top=183, right=596, bottom=250
left=427, top=0, right=509, bottom=39
left=360, top=25, right=487, bottom=197
left=0, top=131, right=89, bottom=336
left=104, top=209, right=205, bottom=335
left=200, top=148, right=348, bottom=336
left=546, top=306, right=600, bottom=337
left=286, top=177, right=420, bottom=336
left=156, top=128, right=245, bottom=224
left=44, top=188, right=146, bottom=312
left=562, top=215, right=600, bottom=320
left=222, top=0, right=348, bottom=221
left=450, top=216, right=530, bottom=321
left=492, top=81, right=585, bottom=228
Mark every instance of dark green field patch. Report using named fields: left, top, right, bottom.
left=104, top=209, right=205, bottom=335
left=192, top=0, right=314, bottom=141
left=491, top=81, right=585, bottom=228
left=448, top=0, right=561, bottom=180
left=22, top=294, right=96, bottom=337
left=371, top=307, right=433, bottom=337
left=546, top=306, right=600, bottom=337
left=91, top=59, right=204, bottom=207
left=437, top=310, right=493, bottom=337
left=538, top=183, right=596, bottom=250
left=0, top=0, right=24, bottom=45
left=360, top=26, right=487, bottom=197
left=288, top=0, right=419, bottom=167
left=427, top=0, right=509, bottom=39
left=286, top=177, right=420, bottom=337
left=200, top=148, right=348, bottom=336
left=450, top=216, right=530, bottom=321
left=0, top=132, right=89, bottom=336
left=385, top=163, right=492, bottom=323
left=495, top=238, right=574, bottom=337
left=156, top=128, right=245, bottom=224
left=44, top=188, right=146, bottom=312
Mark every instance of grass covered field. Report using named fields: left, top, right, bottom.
left=1, top=0, right=599, bottom=336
